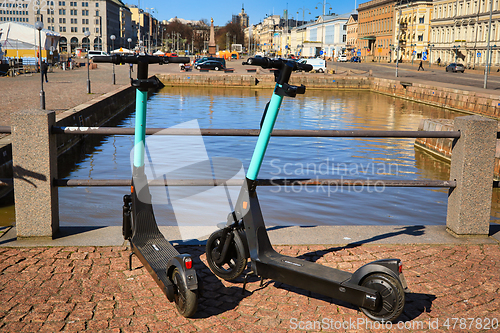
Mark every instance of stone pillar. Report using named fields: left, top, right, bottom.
left=208, top=18, right=216, bottom=57
left=12, top=110, right=58, bottom=239
left=446, top=115, right=496, bottom=237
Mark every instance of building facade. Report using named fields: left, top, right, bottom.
left=346, top=13, right=359, bottom=57
left=0, top=0, right=138, bottom=55
left=395, top=0, right=433, bottom=63
left=430, top=0, right=500, bottom=67
left=358, top=0, right=396, bottom=62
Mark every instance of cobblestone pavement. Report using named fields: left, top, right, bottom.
left=0, top=63, right=131, bottom=126
left=0, top=244, right=499, bottom=332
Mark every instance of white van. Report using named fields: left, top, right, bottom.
left=88, top=50, right=109, bottom=59
left=297, top=58, right=327, bottom=73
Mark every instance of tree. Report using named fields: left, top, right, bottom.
left=215, top=22, right=244, bottom=51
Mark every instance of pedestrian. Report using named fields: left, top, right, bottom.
left=418, top=60, right=424, bottom=71
left=437, top=57, right=441, bottom=66
left=41, top=60, right=48, bottom=82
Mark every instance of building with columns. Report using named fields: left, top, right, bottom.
left=430, top=0, right=500, bottom=67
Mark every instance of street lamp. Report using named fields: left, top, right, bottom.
left=427, top=43, right=434, bottom=68
left=85, top=30, right=91, bottom=94
left=35, top=20, right=45, bottom=110
left=484, top=0, right=493, bottom=89
left=127, top=37, right=132, bottom=50
left=110, top=34, right=116, bottom=84
left=315, top=1, right=332, bottom=59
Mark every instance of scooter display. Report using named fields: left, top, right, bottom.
left=205, top=57, right=408, bottom=322
left=93, top=54, right=199, bottom=317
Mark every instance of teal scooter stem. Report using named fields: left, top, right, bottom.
left=134, top=89, right=148, bottom=168
left=246, top=92, right=283, bottom=180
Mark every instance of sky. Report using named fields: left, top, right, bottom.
left=130, top=0, right=359, bottom=26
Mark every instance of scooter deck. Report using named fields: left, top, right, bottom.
left=255, top=247, right=379, bottom=309
left=131, top=209, right=179, bottom=298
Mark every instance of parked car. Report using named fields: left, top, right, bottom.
left=337, top=54, right=348, bottom=62
left=88, top=50, right=109, bottom=59
left=196, top=60, right=225, bottom=71
left=350, top=56, right=361, bottom=63
left=194, top=56, right=226, bottom=68
left=297, top=58, right=327, bottom=73
left=446, top=63, right=465, bottom=73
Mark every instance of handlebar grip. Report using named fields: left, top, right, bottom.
left=298, top=63, right=313, bottom=72
left=165, top=57, right=190, bottom=64
left=92, top=55, right=119, bottom=63
left=244, top=57, right=271, bottom=68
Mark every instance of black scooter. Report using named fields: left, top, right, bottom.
left=205, top=57, right=408, bottom=322
left=93, top=54, right=199, bottom=317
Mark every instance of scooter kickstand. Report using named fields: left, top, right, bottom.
left=242, top=271, right=254, bottom=294
left=129, top=251, right=134, bottom=271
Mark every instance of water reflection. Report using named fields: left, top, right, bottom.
left=2, top=87, right=498, bottom=227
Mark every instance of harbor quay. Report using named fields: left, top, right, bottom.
left=0, top=59, right=500, bottom=332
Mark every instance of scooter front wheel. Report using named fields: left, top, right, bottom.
left=172, top=268, right=198, bottom=318
left=206, top=229, right=247, bottom=281
left=359, top=273, right=405, bottom=322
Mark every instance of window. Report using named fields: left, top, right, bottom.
left=418, top=35, right=423, bottom=41
left=95, top=27, right=99, bottom=33
left=71, top=18, right=77, bottom=23
left=82, top=2, right=89, bottom=6
left=83, top=27, right=89, bottom=32
left=70, top=9, right=77, bottom=15
left=82, top=9, right=88, bottom=15
left=58, top=9, right=65, bottom=15
left=71, top=26, right=78, bottom=32
left=419, top=17, right=424, bottom=24
left=82, top=18, right=88, bottom=24
left=59, top=17, right=66, bottom=23
left=70, top=1, right=77, bottom=6
left=95, top=10, right=99, bottom=16
left=95, top=2, right=98, bottom=6
left=342, top=35, right=346, bottom=42
left=343, top=25, right=347, bottom=30
left=59, top=26, right=66, bottom=32
left=58, top=1, right=65, bottom=5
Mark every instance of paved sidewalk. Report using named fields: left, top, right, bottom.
left=0, top=63, right=131, bottom=127
left=0, top=243, right=499, bottom=332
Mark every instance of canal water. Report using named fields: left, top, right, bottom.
left=2, top=87, right=499, bottom=228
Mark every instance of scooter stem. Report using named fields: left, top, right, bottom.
left=246, top=91, right=284, bottom=181
left=133, top=60, right=149, bottom=169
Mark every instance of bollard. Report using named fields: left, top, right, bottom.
left=12, top=110, right=59, bottom=239
left=446, top=115, right=496, bottom=237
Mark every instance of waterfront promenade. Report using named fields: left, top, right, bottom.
left=1, top=59, right=500, bottom=332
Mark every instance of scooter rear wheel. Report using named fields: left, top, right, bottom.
left=172, top=268, right=198, bottom=318
left=359, top=273, right=405, bottom=322
left=206, top=229, right=247, bottom=281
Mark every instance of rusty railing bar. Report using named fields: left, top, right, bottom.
left=0, top=126, right=11, bottom=134
left=51, top=126, right=462, bottom=138
left=54, top=178, right=457, bottom=188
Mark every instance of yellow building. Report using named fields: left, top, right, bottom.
left=395, top=0, right=433, bottom=63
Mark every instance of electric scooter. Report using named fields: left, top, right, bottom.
left=93, top=54, right=199, bottom=317
left=205, top=57, right=408, bottom=322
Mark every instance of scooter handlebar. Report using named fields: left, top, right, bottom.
left=243, top=57, right=313, bottom=72
left=92, top=54, right=190, bottom=64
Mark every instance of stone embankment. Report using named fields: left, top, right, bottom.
left=414, top=118, right=500, bottom=178
left=158, top=73, right=500, bottom=120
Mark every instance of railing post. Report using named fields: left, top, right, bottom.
left=12, top=109, right=59, bottom=239
left=446, top=115, right=496, bottom=237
